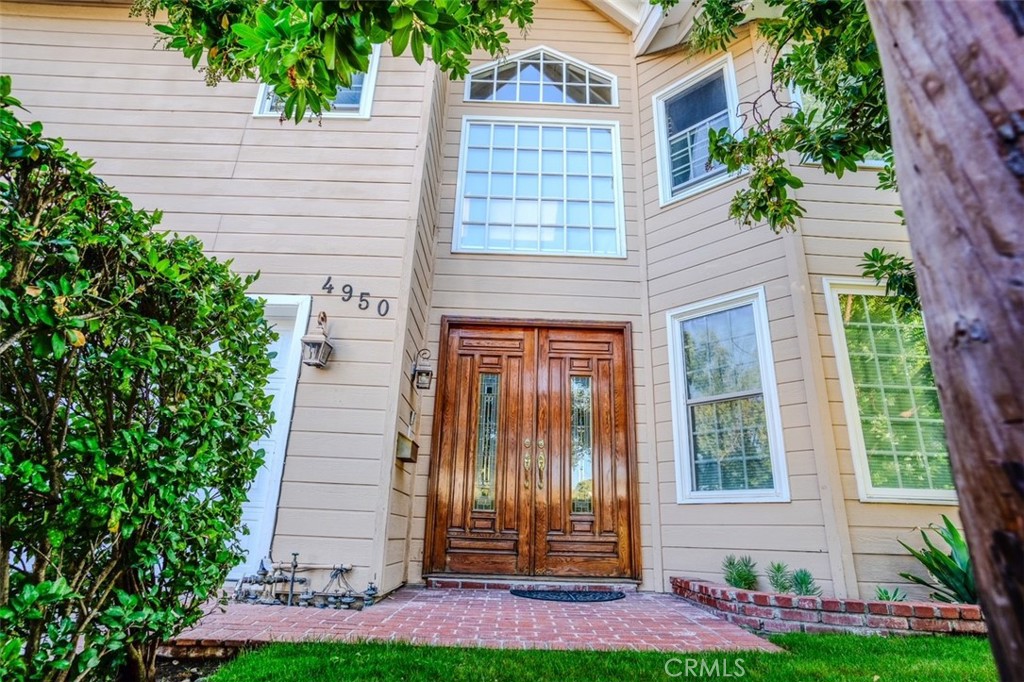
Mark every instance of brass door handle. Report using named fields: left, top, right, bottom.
left=523, top=438, right=531, bottom=489
left=537, top=440, right=545, bottom=490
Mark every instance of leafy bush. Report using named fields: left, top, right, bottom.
left=0, top=76, right=276, bottom=681
left=722, top=555, right=758, bottom=590
left=767, top=561, right=794, bottom=593
left=899, top=515, right=977, bottom=604
left=875, top=586, right=908, bottom=602
left=790, top=569, right=823, bottom=597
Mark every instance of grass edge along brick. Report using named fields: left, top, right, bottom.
left=206, top=633, right=996, bottom=682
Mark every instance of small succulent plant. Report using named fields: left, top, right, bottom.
left=722, top=554, right=759, bottom=591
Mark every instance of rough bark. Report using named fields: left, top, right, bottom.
left=864, top=1, right=1024, bottom=678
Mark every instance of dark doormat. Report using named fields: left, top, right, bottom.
left=509, top=589, right=626, bottom=603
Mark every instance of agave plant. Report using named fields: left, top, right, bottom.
left=899, top=515, right=977, bottom=604
left=875, top=586, right=908, bottom=602
left=790, top=568, right=823, bottom=597
left=722, top=554, right=759, bottom=591
left=767, top=561, right=794, bottom=593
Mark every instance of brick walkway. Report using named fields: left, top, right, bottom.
left=166, top=586, right=778, bottom=653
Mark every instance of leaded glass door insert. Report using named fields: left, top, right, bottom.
left=473, top=374, right=501, bottom=511
left=425, top=321, right=639, bottom=580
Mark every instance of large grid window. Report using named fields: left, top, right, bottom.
left=465, top=47, right=616, bottom=106
left=454, top=119, right=624, bottom=257
left=254, top=47, right=380, bottom=118
left=668, top=288, right=789, bottom=503
left=825, top=281, right=954, bottom=502
left=654, top=57, right=739, bottom=204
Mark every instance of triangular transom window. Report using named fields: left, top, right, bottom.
left=466, top=47, right=617, bottom=106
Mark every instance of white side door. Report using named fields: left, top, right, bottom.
left=229, top=295, right=309, bottom=580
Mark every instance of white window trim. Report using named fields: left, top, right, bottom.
left=451, top=114, right=627, bottom=259
left=653, top=54, right=744, bottom=207
left=463, top=45, right=619, bottom=107
left=823, top=278, right=957, bottom=505
left=666, top=286, right=790, bottom=504
left=253, top=46, right=380, bottom=119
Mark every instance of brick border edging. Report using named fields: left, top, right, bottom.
left=670, top=577, right=986, bottom=636
left=157, top=642, right=252, bottom=660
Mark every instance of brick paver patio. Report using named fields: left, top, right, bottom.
left=166, top=586, right=778, bottom=653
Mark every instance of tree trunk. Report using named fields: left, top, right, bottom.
left=116, top=642, right=156, bottom=682
left=864, top=1, right=1024, bottom=678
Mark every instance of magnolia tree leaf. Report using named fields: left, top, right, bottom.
left=135, top=0, right=535, bottom=123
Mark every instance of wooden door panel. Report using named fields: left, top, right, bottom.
left=427, top=320, right=637, bottom=580
left=429, top=325, right=534, bottom=576
left=534, top=328, right=634, bottom=578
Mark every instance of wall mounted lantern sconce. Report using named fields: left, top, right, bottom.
left=301, top=311, right=334, bottom=368
left=411, top=348, right=434, bottom=391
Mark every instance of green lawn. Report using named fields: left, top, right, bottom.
left=207, top=633, right=996, bottom=681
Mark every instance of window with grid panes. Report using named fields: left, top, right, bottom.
left=466, top=47, right=616, bottom=106
left=653, top=59, right=741, bottom=204
left=668, top=288, right=789, bottom=502
left=827, top=284, right=953, bottom=499
left=454, top=120, right=623, bottom=257
left=661, top=72, right=729, bottom=194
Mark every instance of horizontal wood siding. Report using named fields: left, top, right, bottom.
left=384, top=65, right=448, bottom=592
left=793, top=162, right=960, bottom=599
left=409, top=0, right=656, bottom=587
left=1, top=1, right=426, bottom=588
left=2, top=1, right=963, bottom=599
left=637, top=27, right=837, bottom=595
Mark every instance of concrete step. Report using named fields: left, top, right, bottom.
left=423, top=575, right=640, bottom=592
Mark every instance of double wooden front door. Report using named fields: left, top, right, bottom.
left=425, top=319, right=639, bottom=579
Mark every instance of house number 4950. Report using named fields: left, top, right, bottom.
left=321, top=276, right=390, bottom=317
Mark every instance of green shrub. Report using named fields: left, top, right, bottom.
left=764, top=562, right=821, bottom=597
left=790, top=569, right=822, bottom=597
left=875, top=586, right=908, bottom=602
left=0, top=76, right=276, bottom=681
left=722, top=555, right=758, bottom=590
left=767, top=561, right=794, bottom=593
left=899, top=515, right=977, bottom=604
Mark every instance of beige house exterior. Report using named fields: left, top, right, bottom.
left=1, top=0, right=959, bottom=600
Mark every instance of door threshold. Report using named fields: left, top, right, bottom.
left=423, top=575, right=641, bottom=592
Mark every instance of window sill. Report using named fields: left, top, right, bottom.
left=676, top=492, right=791, bottom=505
left=857, top=491, right=958, bottom=505
left=462, top=98, right=621, bottom=109
left=450, top=246, right=628, bottom=260
left=252, top=112, right=371, bottom=120
left=794, top=158, right=887, bottom=171
left=658, top=168, right=748, bottom=209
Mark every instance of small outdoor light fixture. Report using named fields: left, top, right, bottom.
left=300, top=311, right=334, bottom=368
left=411, top=348, right=434, bottom=390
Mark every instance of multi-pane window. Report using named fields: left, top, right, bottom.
left=668, top=288, right=788, bottom=503
left=825, top=282, right=954, bottom=502
left=466, top=47, right=616, bottom=106
left=454, top=119, right=624, bottom=257
left=254, top=47, right=379, bottom=118
left=654, top=58, right=738, bottom=203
